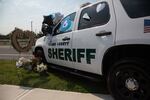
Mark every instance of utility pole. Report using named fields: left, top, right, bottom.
left=31, top=21, right=33, bottom=32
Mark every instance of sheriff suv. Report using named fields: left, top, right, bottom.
left=33, top=0, right=150, bottom=100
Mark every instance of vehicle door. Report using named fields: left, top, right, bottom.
left=72, top=1, right=116, bottom=74
left=47, top=12, right=76, bottom=68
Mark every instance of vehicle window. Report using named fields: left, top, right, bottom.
left=120, top=0, right=150, bottom=18
left=78, top=2, right=110, bottom=30
left=54, top=12, right=76, bottom=35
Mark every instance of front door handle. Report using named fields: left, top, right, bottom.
left=62, top=37, right=70, bottom=41
left=96, top=31, right=112, bottom=36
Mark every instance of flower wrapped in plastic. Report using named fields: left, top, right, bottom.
left=16, top=57, right=47, bottom=73
left=16, top=57, right=32, bottom=70
left=36, top=63, right=47, bottom=73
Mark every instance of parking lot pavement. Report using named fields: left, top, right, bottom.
left=0, top=85, right=114, bottom=100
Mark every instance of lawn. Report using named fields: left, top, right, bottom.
left=0, top=60, right=108, bottom=94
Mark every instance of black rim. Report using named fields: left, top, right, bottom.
left=113, top=64, right=150, bottom=100
left=35, top=50, right=43, bottom=57
left=35, top=49, right=47, bottom=63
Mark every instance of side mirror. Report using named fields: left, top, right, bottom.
left=52, top=23, right=61, bottom=36
left=82, top=13, right=91, bottom=21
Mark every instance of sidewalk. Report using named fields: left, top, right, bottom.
left=0, top=85, right=113, bottom=100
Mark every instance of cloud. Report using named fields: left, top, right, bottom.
left=11, top=0, right=43, bottom=10
left=12, top=0, right=22, bottom=6
left=0, top=0, right=4, bottom=5
left=0, top=0, right=98, bottom=34
left=23, top=0, right=44, bottom=9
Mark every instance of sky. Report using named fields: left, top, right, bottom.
left=0, top=0, right=98, bottom=35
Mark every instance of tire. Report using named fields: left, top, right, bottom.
left=34, top=48, right=47, bottom=64
left=107, top=59, right=150, bottom=100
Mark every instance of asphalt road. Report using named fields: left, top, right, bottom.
left=0, top=46, right=32, bottom=60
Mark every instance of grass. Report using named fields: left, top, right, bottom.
left=0, top=60, right=108, bottom=94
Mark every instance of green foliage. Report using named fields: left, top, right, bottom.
left=0, top=34, right=10, bottom=39
left=0, top=60, right=108, bottom=94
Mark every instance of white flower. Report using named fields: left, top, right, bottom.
left=16, top=60, right=23, bottom=68
left=36, top=63, right=47, bottom=72
left=16, top=57, right=32, bottom=69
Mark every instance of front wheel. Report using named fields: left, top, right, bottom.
left=107, top=59, right=150, bottom=100
left=34, top=48, right=47, bottom=64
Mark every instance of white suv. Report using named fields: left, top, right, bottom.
left=33, top=0, right=150, bottom=100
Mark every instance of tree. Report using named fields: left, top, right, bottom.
left=0, top=33, right=10, bottom=39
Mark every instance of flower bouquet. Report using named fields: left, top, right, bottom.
left=16, top=57, right=47, bottom=73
